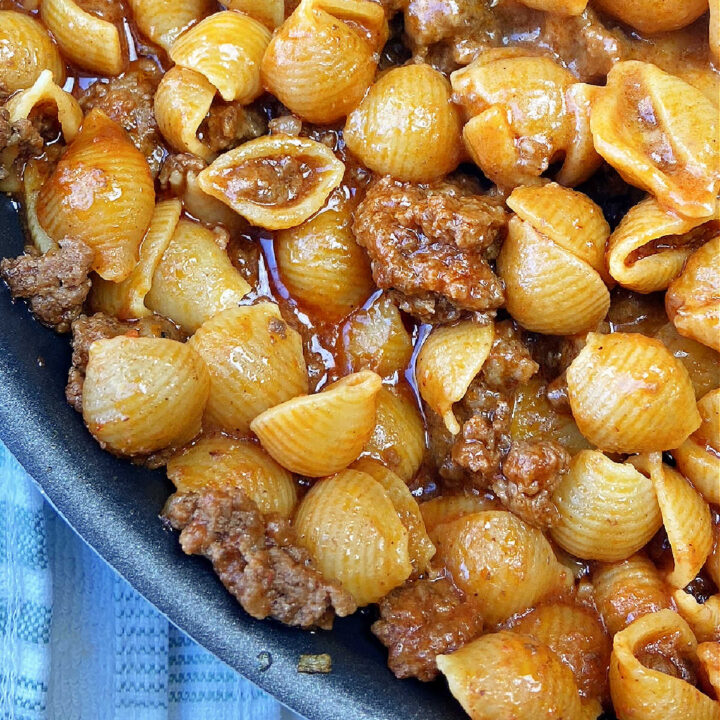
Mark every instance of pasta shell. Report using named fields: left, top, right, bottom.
left=451, top=54, right=594, bottom=189
left=344, top=64, right=463, bottom=183
left=437, top=632, right=584, bottom=720
left=674, top=591, right=720, bottom=644
left=274, top=205, right=374, bottom=321
left=632, top=454, right=713, bottom=589
left=566, top=332, right=701, bottom=453
left=0, top=10, right=64, bottom=93
left=672, top=389, right=720, bottom=505
left=433, top=510, right=572, bottom=625
left=508, top=603, right=611, bottom=703
left=712, top=0, right=720, bottom=64
left=22, top=160, right=55, bottom=253
left=294, top=469, right=412, bottom=606
left=197, top=135, right=345, bottom=230
left=666, top=235, right=720, bottom=352
left=41, top=0, right=125, bottom=76
left=360, top=383, right=426, bottom=482
left=82, top=337, right=210, bottom=456
left=497, top=217, right=610, bottom=335
left=607, top=196, right=717, bottom=293
left=592, top=554, right=674, bottom=637
left=261, top=0, right=385, bottom=124
left=36, top=109, right=155, bottom=282
left=250, top=371, right=382, bottom=477
left=609, top=611, right=718, bottom=720
left=154, top=66, right=217, bottom=163
left=5, top=70, right=83, bottom=144
left=589, top=61, right=720, bottom=219
left=188, top=303, right=308, bottom=435
left=128, top=0, right=215, bottom=52
left=224, top=0, right=284, bottom=29
left=90, top=199, right=182, bottom=320
left=351, top=457, right=435, bottom=574
left=592, top=0, right=708, bottom=34
left=507, top=183, right=610, bottom=279
left=416, top=320, right=494, bottom=434
left=419, top=494, right=499, bottom=540
left=144, top=218, right=250, bottom=334
left=166, top=434, right=296, bottom=517
left=170, top=10, right=271, bottom=103
left=550, top=450, right=662, bottom=562
left=340, top=294, right=414, bottom=378
left=557, top=82, right=604, bottom=187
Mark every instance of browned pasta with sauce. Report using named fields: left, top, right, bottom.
left=1, top=2, right=719, bottom=718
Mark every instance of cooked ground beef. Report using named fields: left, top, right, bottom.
left=1, top=238, right=94, bottom=333
left=199, top=103, right=266, bottom=154
left=353, top=177, right=507, bottom=324
left=493, top=439, right=569, bottom=529
left=158, top=152, right=207, bottom=190
left=372, top=574, right=483, bottom=681
left=78, top=59, right=165, bottom=176
left=66, top=312, right=183, bottom=411
left=636, top=635, right=698, bottom=685
left=427, top=321, right=539, bottom=493
left=0, top=109, right=44, bottom=181
left=163, top=488, right=357, bottom=629
left=268, top=115, right=302, bottom=136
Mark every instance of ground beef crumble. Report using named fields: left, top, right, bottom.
left=65, top=312, right=183, bottom=412
left=427, top=321, right=537, bottom=484
left=199, top=103, right=266, bottom=154
left=78, top=59, right=165, bottom=176
left=1, top=238, right=94, bottom=333
left=372, top=574, right=483, bottom=681
left=353, top=177, right=507, bottom=324
left=494, top=440, right=569, bottom=529
left=163, top=488, right=357, bottom=629
left=0, top=109, right=44, bottom=181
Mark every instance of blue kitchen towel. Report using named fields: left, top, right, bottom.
left=0, top=439, right=286, bottom=720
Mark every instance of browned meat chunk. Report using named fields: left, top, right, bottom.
left=353, top=177, right=507, bottom=323
left=494, top=439, right=569, bottom=529
left=636, top=634, right=698, bottom=685
left=427, top=321, right=538, bottom=491
left=199, top=102, right=266, bottom=154
left=163, top=488, right=357, bottom=629
left=406, top=0, right=494, bottom=49
left=158, top=152, right=207, bottom=189
left=1, top=238, right=93, bottom=333
left=372, top=575, right=483, bottom=681
left=65, top=312, right=183, bottom=411
left=79, top=59, right=165, bottom=175
left=0, top=109, right=44, bottom=181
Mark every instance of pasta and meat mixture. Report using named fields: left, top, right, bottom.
left=1, top=0, right=719, bottom=717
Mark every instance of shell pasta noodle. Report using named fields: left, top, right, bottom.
left=143, top=218, right=251, bottom=333
left=295, top=469, right=412, bottom=606
left=128, top=0, right=215, bottom=53
left=2, top=1, right=720, bottom=719
left=166, top=434, right=297, bottom=517
left=197, top=135, right=345, bottom=229
left=169, top=10, right=271, bottom=104
left=40, top=0, right=125, bottom=76
left=188, top=303, right=308, bottom=434
left=82, top=337, right=210, bottom=456
left=0, top=10, right=64, bottom=93
left=610, top=610, right=720, bottom=720
left=36, top=108, right=156, bottom=282
left=250, top=370, right=382, bottom=477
